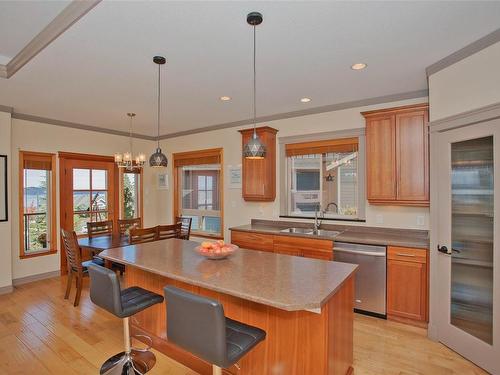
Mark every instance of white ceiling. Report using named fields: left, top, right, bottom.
left=0, top=1, right=499, bottom=137
left=0, top=0, right=70, bottom=64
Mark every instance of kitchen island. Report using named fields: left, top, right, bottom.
left=99, top=238, right=357, bottom=375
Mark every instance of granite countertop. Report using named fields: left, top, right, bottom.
left=100, top=239, right=357, bottom=312
left=230, top=219, right=429, bottom=249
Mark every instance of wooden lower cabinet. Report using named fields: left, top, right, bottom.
left=230, top=230, right=333, bottom=260
left=387, top=246, right=428, bottom=326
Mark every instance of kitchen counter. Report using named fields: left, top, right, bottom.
left=100, top=238, right=356, bottom=375
left=99, top=238, right=357, bottom=312
left=230, top=219, right=429, bottom=249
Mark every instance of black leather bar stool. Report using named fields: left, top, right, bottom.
left=164, top=286, right=266, bottom=375
left=88, top=264, right=164, bottom=375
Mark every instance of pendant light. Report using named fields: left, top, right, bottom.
left=149, top=55, right=169, bottom=167
left=243, top=12, right=266, bottom=159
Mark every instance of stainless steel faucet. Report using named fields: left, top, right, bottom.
left=314, top=205, right=323, bottom=232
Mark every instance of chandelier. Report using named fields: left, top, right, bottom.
left=115, top=112, right=146, bottom=170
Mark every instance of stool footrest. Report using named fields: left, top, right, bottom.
left=131, top=334, right=153, bottom=352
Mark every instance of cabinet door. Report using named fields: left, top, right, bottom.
left=230, top=230, right=274, bottom=252
left=396, top=110, right=429, bottom=203
left=301, top=248, right=333, bottom=261
left=273, top=235, right=332, bottom=259
left=387, top=246, right=428, bottom=322
left=366, top=115, right=397, bottom=201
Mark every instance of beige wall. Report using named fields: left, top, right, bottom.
left=429, top=41, right=500, bottom=121
left=0, top=111, right=12, bottom=289
left=10, top=119, right=160, bottom=280
left=158, top=97, right=430, bottom=240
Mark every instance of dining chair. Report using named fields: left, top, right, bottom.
left=118, top=217, right=141, bottom=236
left=61, top=228, right=104, bottom=307
left=87, top=220, right=114, bottom=237
left=129, top=226, right=158, bottom=244
left=157, top=223, right=182, bottom=240
left=175, top=216, right=192, bottom=240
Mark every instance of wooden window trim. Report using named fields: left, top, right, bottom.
left=119, top=168, right=144, bottom=226
left=19, top=151, right=57, bottom=258
left=173, top=148, right=224, bottom=239
left=285, top=137, right=359, bottom=157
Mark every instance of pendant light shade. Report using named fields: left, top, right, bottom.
left=243, top=12, right=266, bottom=159
left=149, top=56, right=169, bottom=167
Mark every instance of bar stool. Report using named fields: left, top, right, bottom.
left=164, top=286, right=266, bottom=375
left=88, top=264, right=164, bottom=375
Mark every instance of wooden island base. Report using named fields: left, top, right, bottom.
left=125, top=267, right=354, bottom=375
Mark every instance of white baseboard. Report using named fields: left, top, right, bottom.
left=12, top=270, right=61, bottom=286
left=0, top=285, right=14, bottom=295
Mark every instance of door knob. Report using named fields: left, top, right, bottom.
left=437, top=245, right=451, bottom=255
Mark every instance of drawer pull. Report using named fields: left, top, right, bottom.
left=396, top=253, right=415, bottom=257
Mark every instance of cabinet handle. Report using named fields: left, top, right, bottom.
left=396, top=253, right=415, bottom=257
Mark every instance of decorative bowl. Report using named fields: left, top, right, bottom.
left=194, top=243, right=238, bottom=260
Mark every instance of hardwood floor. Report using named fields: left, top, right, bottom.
left=0, top=276, right=487, bottom=375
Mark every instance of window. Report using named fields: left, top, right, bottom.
left=283, top=137, right=363, bottom=220
left=121, top=170, right=142, bottom=220
left=174, top=148, right=223, bottom=238
left=72, top=168, right=110, bottom=235
left=19, top=151, right=56, bottom=258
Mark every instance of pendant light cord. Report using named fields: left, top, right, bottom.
left=129, top=115, right=133, bottom=156
left=253, top=24, right=257, bottom=139
left=157, top=63, right=161, bottom=148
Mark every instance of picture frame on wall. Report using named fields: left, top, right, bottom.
left=0, top=155, right=7, bottom=222
left=158, top=172, right=169, bottom=190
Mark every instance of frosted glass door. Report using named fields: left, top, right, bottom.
left=450, top=136, right=493, bottom=344
left=437, top=120, right=499, bottom=374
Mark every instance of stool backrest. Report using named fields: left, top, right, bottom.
left=87, top=264, right=123, bottom=316
left=164, top=286, right=227, bottom=366
left=157, top=223, right=182, bottom=240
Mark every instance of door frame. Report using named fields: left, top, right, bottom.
left=429, top=103, right=500, bottom=373
left=58, top=152, right=119, bottom=272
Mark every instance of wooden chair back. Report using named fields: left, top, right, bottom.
left=61, top=229, right=82, bottom=272
left=118, top=218, right=141, bottom=235
left=129, top=226, right=158, bottom=244
left=175, top=216, right=192, bottom=240
left=157, top=223, right=182, bottom=240
left=87, top=220, right=113, bottom=237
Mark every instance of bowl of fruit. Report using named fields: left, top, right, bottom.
left=195, top=240, right=238, bottom=260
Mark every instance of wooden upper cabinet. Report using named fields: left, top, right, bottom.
left=239, top=126, right=278, bottom=201
left=365, top=115, right=397, bottom=201
left=363, top=104, right=429, bottom=206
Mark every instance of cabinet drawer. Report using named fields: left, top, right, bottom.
left=388, top=246, right=427, bottom=263
left=231, top=231, right=274, bottom=252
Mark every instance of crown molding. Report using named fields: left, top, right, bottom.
left=429, top=101, right=500, bottom=133
left=1, top=0, right=101, bottom=79
left=0, top=105, right=13, bottom=114
left=158, top=89, right=428, bottom=140
left=426, top=28, right=500, bottom=77
left=11, top=112, right=156, bottom=141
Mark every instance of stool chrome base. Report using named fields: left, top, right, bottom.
left=100, top=349, right=156, bottom=375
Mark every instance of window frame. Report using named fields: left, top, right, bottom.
left=119, top=168, right=143, bottom=225
left=173, top=148, right=224, bottom=239
left=19, top=151, right=57, bottom=259
left=279, top=129, right=366, bottom=222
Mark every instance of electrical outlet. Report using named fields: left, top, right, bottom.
left=375, top=214, right=384, bottom=224
left=416, top=215, right=425, bottom=226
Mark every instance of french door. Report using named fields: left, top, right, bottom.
left=59, top=153, right=118, bottom=271
left=437, top=120, right=499, bottom=373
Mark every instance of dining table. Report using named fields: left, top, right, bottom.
left=78, top=234, right=130, bottom=267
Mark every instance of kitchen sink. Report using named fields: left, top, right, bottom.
left=280, top=227, right=343, bottom=238
left=280, top=227, right=312, bottom=234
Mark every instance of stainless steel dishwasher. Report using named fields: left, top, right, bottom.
left=333, top=242, right=386, bottom=317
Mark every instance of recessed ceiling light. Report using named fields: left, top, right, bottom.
left=300, top=97, right=311, bottom=103
left=351, top=63, right=367, bottom=70
left=220, top=96, right=231, bottom=101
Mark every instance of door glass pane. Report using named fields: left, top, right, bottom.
left=73, top=191, right=90, bottom=211
left=73, top=169, right=90, bottom=189
left=91, top=191, right=108, bottom=211
left=92, top=169, right=107, bottom=190
left=451, top=136, right=493, bottom=344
